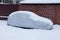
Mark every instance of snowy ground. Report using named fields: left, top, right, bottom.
left=0, top=20, right=60, bottom=40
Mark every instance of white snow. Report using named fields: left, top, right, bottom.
left=7, top=11, right=53, bottom=29
left=20, top=0, right=60, bottom=4
left=0, top=20, right=60, bottom=40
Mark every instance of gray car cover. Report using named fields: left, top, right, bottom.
left=7, top=11, right=53, bottom=30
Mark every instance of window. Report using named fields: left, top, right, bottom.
left=0, top=0, right=23, bottom=4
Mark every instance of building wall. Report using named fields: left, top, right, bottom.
left=0, top=4, right=60, bottom=24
